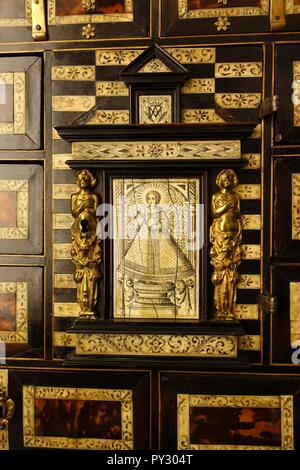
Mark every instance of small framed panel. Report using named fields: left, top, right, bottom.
left=160, top=0, right=270, bottom=37
left=0, top=164, right=43, bottom=254
left=0, top=56, right=42, bottom=150
left=0, top=266, right=43, bottom=359
left=160, top=373, right=300, bottom=450
left=273, top=158, right=300, bottom=259
left=7, top=369, right=150, bottom=450
left=274, top=45, right=300, bottom=145
left=271, top=265, right=300, bottom=364
left=113, top=176, right=202, bottom=320
left=47, top=0, right=150, bottom=41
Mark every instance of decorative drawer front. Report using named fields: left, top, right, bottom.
left=0, top=56, right=42, bottom=149
left=160, top=373, right=300, bottom=450
left=6, top=370, right=150, bottom=450
left=47, top=0, right=150, bottom=40
left=161, top=0, right=270, bottom=36
left=274, top=45, right=300, bottom=145
left=0, top=164, right=43, bottom=254
left=271, top=265, right=300, bottom=364
left=0, top=267, right=43, bottom=359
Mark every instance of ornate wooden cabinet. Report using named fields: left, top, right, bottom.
left=0, top=0, right=300, bottom=452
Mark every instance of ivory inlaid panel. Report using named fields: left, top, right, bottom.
left=138, top=95, right=172, bottom=125
left=52, top=96, right=95, bottom=112
left=292, top=173, right=300, bottom=239
left=53, top=214, right=73, bottom=230
left=177, top=393, right=293, bottom=450
left=242, top=244, right=261, bottom=260
left=23, top=385, right=133, bottom=450
left=290, top=282, right=300, bottom=348
left=238, top=274, right=261, bottom=289
left=164, top=47, right=216, bottom=64
left=96, top=49, right=142, bottom=66
left=215, top=63, right=263, bottom=78
left=71, top=141, right=241, bottom=160
left=113, top=178, right=200, bottom=319
left=235, top=184, right=261, bottom=199
left=286, top=0, right=300, bottom=13
left=52, top=66, right=96, bottom=81
left=238, top=335, right=261, bottom=350
left=96, top=81, right=128, bottom=96
left=138, top=58, right=172, bottom=73
left=293, top=62, right=300, bottom=127
left=215, top=93, right=261, bottom=109
left=87, top=110, right=129, bottom=124
left=77, top=334, right=237, bottom=357
left=182, top=109, right=224, bottom=123
left=241, top=214, right=261, bottom=230
left=243, top=154, right=261, bottom=169
left=234, top=304, right=259, bottom=320
left=181, top=78, right=215, bottom=94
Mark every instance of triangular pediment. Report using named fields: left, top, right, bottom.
left=138, top=58, right=172, bottom=73
left=120, top=44, right=188, bottom=84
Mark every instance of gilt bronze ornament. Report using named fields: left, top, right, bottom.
left=210, top=169, right=243, bottom=321
left=71, top=169, right=102, bottom=319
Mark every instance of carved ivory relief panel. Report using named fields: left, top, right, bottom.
left=113, top=178, right=200, bottom=319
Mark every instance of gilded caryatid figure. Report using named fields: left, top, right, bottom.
left=0, top=387, right=15, bottom=429
left=210, top=169, right=243, bottom=321
left=71, top=169, right=101, bottom=319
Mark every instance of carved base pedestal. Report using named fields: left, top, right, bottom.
left=63, top=320, right=248, bottom=369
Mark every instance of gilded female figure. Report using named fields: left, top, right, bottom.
left=210, top=169, right=243, bottom=320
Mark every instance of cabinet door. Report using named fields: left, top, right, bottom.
left=4, top=369, right=150, bottom=450
left=160, top=372, right=299, bottom=450
left=274, top=45, right=300, bottom=145
left=271, top=265, right=300, bottom=365
left=161, top=0, right=270, bottom=37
